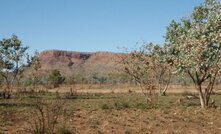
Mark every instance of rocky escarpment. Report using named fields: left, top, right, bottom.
left=39, top=50, right=126, bottom=75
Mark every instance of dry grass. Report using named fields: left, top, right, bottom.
left=45, top=84, right=221, bottom=94
left=1, top=90, right=221, bottom=133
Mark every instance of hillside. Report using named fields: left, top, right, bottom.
left=39, top=50, right=126, bottom=76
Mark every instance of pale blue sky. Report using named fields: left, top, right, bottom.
left=0, top=0, right=203, bottom=53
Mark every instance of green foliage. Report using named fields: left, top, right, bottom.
left=41, top=75, right=49, bottom=85
left=65, top=72, right=132, bottom=85
left=22, top=78, right=32, bottom=86
left=114, top=102, right=130, bottom=109
left=123, top=43, right=172, bottom=104
left=91, top=72, right=107, bottom=84
left=48, top=69, right=65, bottom=88
left=125, top=131, right=131, bottom=134
left=101, top=104, right=109, bottom=110
left=128, top=89, right=133, bottom=94
left=135, top=103, right=149, bottom=109
left=27, top=51, right=41, bottom=89
left=57, top=127, right=72, bottom=134
left=66, top=73, right=86, bottom=84
left=122, top=102, right=130, bottom=108
left=165, top=0, right=221, bottom=108
left=108, top=73, right=132, bottom=84
left=0, top=34, right=29, bottom=98
left=166, top=0, right=221, bottom=74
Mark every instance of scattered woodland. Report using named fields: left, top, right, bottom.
left=1, top=0, right=221, bottom=133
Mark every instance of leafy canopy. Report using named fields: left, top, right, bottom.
left=165, top=0, right=221, bottom=79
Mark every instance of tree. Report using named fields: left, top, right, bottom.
left=147, top=44, right=173, bottom=96
left=48, top=69, right=65, bottom=88
left=165, top=0, right=221, bottom=108
left=123, top=43, right=172, bottom=103
left=28, top=51, right=41, bottom=90
left=91, top=73, right=107, bottom=84
left=0, top=34, right=29, bottom=98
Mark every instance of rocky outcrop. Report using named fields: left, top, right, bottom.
left=39, top=50, right=126, bottom=75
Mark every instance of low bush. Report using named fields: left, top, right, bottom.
left=101, top=104, right=109, bottom=110
left=28, top=98, right=68, bottom=134
left=57, top=127, right=72, bottom=134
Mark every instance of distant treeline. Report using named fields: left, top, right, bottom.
left=1, top=68, right=218, bottom=88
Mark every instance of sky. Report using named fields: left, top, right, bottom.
left=0, top=0, right=204, bottom=54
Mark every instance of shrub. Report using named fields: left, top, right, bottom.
left=122, top=102, right=130, bottom=108
left=101, top=104, right=109, bottom=110
left=28, top=99, right=67, bottom=134
left=135, top=103, right=148, bottom=109
left=114, top=102, right=121, bottom=109
left=128, top=89, right=133, bottom=94
left=114, top=102, right=130, bottom=109
left=125, top=131, right=131, bottom=134
left=57, top=127, right=72, bottom=134
left=48, top=69, right=65, bottom=88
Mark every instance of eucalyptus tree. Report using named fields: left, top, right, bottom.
left=28, top=51, right=41, bottom=90
left=165, top=0, right=221, bottom=108
left=147, top=44, right=173, bottom=96
left=123, top=43, right=172, bottom=103
left=123, top=45, right=156, bottom=103
left=0, top=35, right=29, bottom=98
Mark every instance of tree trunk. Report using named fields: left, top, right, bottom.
left=161, top=83, right=169, bottom=96
left=188, top=70, right=216, bottom=108
left=145, top=96, right=152, bottom=104
left=2, top=91, right=6, bottom=99
left=159, top=72, right=171, bottom=96
left=197, top=85, right=206, bottom=108
left=199, top=92, right=206, bottom=108
left=2, top=91, right=11, bottom=99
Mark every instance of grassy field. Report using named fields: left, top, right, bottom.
left=1, top=91, right=221, bottom=134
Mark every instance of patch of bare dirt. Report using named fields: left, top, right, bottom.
left=1, top=107, right=221, bottom=134
left=69, top=108, right=221, bottom=134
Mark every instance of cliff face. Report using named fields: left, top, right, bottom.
left=39, top=50, right=126, bottom=75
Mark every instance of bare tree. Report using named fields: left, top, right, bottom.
left=28, top=98, right=68, bottom=134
